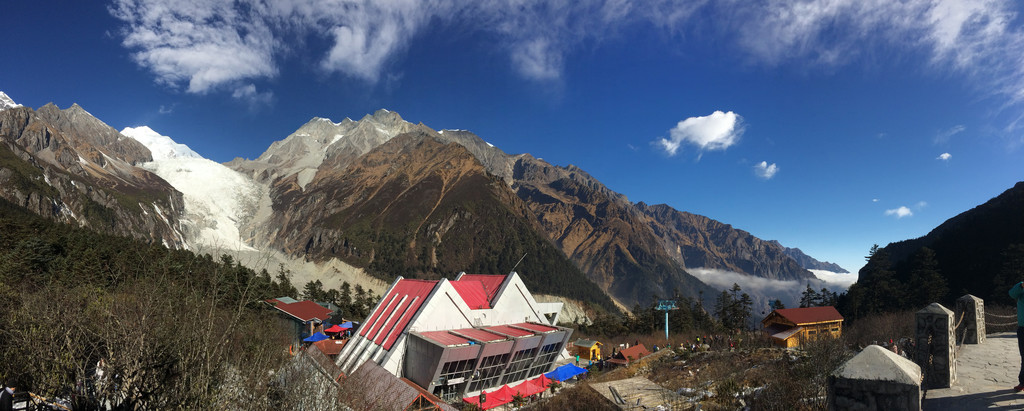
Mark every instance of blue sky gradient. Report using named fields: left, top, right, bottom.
left=3, top=1, right=1023, bottom=274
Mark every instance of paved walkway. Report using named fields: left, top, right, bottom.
left=924, top=332, right=1024, bottom=409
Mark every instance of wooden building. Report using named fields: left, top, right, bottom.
left=762, top=306, right=844, bottom=348
left=572, top=339, right=603, bottom=361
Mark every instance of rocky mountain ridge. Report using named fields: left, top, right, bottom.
left=228, top=110, right=820, bottom=307
left=0, top=100, right=185, bottom=247
left=0, top=92, right=840, bottom=311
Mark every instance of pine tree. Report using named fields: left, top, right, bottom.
left=908, top=247, right=947, bottom=307
left=800, top=284, right=819, bottom=308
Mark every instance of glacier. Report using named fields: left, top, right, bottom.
left=122, top=126, right=261, bottom=252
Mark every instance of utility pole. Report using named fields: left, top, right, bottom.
left=655, top=299, right=678, bottom=341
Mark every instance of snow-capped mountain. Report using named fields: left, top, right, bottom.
left=0, top=91, right=21, bottom=111
left=122, top=126, right=262, bottom=251
left=121, top=126, right=202, bottom=161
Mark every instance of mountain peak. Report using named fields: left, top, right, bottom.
left=120, top=126, right=202, bottom=161
left=0, top=91, right=21, bottom=111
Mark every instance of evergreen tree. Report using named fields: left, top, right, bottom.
left=800, top=284, right=819, bottom=308
left=991, top=244, right=1024, bottom=305
left=907, top=247, right=947, bottom=307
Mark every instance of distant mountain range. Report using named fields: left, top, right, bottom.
left=0, top=95, right=849, bottom=312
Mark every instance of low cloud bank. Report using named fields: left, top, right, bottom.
left=688, top=267, right=857, bottom=321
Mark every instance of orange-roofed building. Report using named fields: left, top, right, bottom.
left=762, top=306, right=844, bottom=348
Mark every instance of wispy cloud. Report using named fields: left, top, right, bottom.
left=109, top=0, right=1024, bottom=108
left=885, top=206, right=913, bottom=219
left=937, top=152, right=952, bottom=161
left=109, top=0, right=277, bottom=95
left=935, top=125, right=966, bottom=144
left=731, top=1, right=1024, bottom=103
left=656, top=111, right=744, bottom=156
left=753, top=161, right=779, bottom=179
left=231, top=84, right=273, bottom=109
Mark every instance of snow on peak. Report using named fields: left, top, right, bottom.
left=0, top=91, right=22, bottom=111
left=121, top=126, right=202, bottom=161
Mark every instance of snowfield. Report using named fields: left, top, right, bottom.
left=122, top=126, right=262, bottom=251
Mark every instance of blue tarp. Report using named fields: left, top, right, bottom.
left=340, top=321, right=354, bottom=329
left=303, top=331, right=329, bottom=342
left=544, top=363, right=588, bottom=382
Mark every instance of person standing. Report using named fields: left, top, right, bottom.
left=1010, top=281, right=1024, bottom=391
left=0, top=384, right=14, bottom=411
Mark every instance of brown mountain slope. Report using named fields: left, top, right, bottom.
left=637, top=203, right=815, bottom=281
left=0, top=104, right=184, bottom=246
left=262, top=132, right=618, bottom=311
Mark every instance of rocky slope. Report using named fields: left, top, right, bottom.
left=772, top=241, right=849, bottom=273
left=228, top=111, right=826, bottom=308
left=0, top=101, right=185, bottom=246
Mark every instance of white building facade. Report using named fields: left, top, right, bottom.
left=334, top=272, right=572, bottom=400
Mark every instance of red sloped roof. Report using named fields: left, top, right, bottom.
left=313, top=338, right=348, bottom=356
left=773, top=306, right=844, bottom=325
left=274, top=300, right=334, bottom=322
left=616, top=344, right=651, bottom=361
left=450, top=280, right=492, bottom=309
left=420, top=331, right=472, bottom=347
left=486, top=325, right=534, bottom=338
left=457, top=274, right=506, bottom=303
left=513, top=322, right=558, bottom=333
left=453, top=328, right=507, bottom=343
left=369, top=279, right=438, bottom=351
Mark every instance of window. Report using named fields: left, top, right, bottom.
left=501, top=347, right=539, bottom=385
left=529, top=342, right=561, bottom=377
left=468, top=353, right=509, bottom=392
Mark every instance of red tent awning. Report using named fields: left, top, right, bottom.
left=463, top=385, right=514, bottom=410
left=324, top=324, right=345, bottom=333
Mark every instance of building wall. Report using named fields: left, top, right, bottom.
left=335, top=272, right=569, bottom=395
left=799, top=321, right=842, bottom=340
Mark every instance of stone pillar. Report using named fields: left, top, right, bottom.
left=827, top=345, right=922, bottom=411
left=955, top=294, right=985, bottom=345
left=915, top=303, right=956, bottom=389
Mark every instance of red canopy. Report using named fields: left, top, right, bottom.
left=324, top=324, right=345, bottom=333
left=463, top=385, right=514, bottom=410
left=512, top=374, right=552, bottom=397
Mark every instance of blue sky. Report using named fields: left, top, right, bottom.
left=3, top=1, right=1023, bottom=275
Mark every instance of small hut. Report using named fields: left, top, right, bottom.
left=572, top=339, right=603, bottom=361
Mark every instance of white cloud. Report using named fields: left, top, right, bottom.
left=109, top=0, right=278, bottom=94
left=916, top=201, right=928, bottom=209
left=885, top=206, right=913, bottom=218
left=108, top=0, right=1024, bottom=107
left=753, top=161, right=779, bottom=179
left=657, top=111, right=744, bottom=156
left=731, top=0, right=1024, bottom=103
left=688, top=267, right=853, bottom=315
left=231, top=84, right=273, bottom=108
left=937, top=152, right=952, bottom=161
left=872, top=198, right=879, bottom=202
left=809, top=269, right=858, bottom=289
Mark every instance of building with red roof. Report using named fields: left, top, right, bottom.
left=762, top=306, right=844, bottom=348
left=335, top=271, right=571, bottom=403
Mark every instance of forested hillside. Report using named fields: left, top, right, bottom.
left=0, top=197, right=300, bottom=409
left=840, top=181, right=1024, bottom=318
